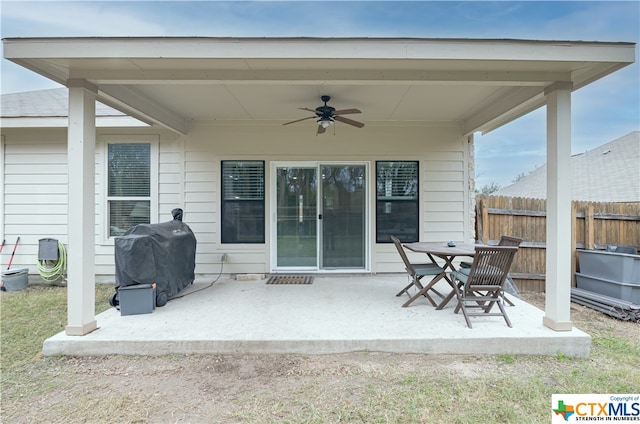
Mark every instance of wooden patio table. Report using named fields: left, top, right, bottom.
left=403, top=242, right=478, bottom=310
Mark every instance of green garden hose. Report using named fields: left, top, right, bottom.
left=37, top=240, right=67, bottom=282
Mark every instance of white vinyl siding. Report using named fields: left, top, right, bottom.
left=182, top=123, right=470, bottom=275
left=423, top=152, right=467, bottom=239
left=0, top=130, right=183, bottom=278
left=158, top=144, right=184, bottom=221
left=2, top=122, right=470, bottom=278
left=1, top=129, right=68, bottom=273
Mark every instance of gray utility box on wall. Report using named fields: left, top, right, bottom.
left=118, top=284, right=156, bottom=316
left=38, top=238, right=59, bottom=261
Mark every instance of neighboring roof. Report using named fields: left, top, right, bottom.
left=1, top=88, right=125, bottom=117
left=0, top=88, right=147, bottom=128
left=2, top=37, right=635, bottom=135
left=494, top=131, right=640, bottom=202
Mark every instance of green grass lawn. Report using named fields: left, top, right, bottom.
left=1, top=284, right=113, bottom=370
left=1, top=285, right=639, bottom=423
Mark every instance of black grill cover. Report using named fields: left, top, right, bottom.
left=114, top=219, right=196, bottom=298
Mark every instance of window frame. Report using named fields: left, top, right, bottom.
left=375, top=160, right=419, bottom=243
left=101, top=135, right=159, bottom=243
left=220, top=160, right=266, bottom=244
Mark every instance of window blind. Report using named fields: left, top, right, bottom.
left=108, top=143, right=151, bottom=197
left=376, top=161, right=418, bottom=199
left=222, top=161, right=265, bottom=200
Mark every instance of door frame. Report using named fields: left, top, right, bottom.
left=269, top=161, right=370, bottom=273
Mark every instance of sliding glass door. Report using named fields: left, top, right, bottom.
left=320, top=164, right=366, bottom=269
left=275, top=166, right=318, bottom=267
left=273, top=162, right=367, bottom=271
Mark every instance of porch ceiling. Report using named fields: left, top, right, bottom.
left=3, top=37, right=635, bottom=135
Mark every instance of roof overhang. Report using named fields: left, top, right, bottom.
left=3, top=37, right=635, bottom=135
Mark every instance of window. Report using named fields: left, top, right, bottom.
left=107, top=143, right=151, bottom=237
left=221, top=160, right=265, bottom=243
left=376, top=161, right=419, bottom=243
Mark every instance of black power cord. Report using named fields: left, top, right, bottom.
left=168, top=258, right=225, bottom=301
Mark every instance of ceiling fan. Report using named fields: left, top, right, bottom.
left=283, top=95, right=365, bottom=135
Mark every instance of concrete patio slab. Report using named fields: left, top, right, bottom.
left=43, top=275, right=591, bottom=357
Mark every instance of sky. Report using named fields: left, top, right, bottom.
left=1, top=0, right=638, bottom=189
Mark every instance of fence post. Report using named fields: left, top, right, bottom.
left=481, top=199, right=489, bottom=245
left=585, top=204, right=595, bottom=249
left=474, top=201, right=481, bottom=242
left=571, top=202, right=577, bottom=286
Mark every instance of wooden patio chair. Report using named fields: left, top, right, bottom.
left=391, top=235, right=446, bottom=307
left=460, top=236, right=522, bottom=306
left=494, top=236, right=523, bottom=306
left=451, top=245, right=519, bottom=328
left=460, top=236, right=522, bottom=267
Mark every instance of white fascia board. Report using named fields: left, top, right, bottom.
left=73, top=69, right=574, bottom=85
left=4, top=37, right=635, bottom=62
left=405, top=40, right=636, bottom=62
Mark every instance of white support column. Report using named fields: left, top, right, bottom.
left=543, top=81, right=573, bottom=331
left=65, top=80, right=98, bottom=336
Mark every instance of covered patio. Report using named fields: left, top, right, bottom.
left=43, top=275, right=591, bottom=357
left=2, top=37, right=635, bottom=349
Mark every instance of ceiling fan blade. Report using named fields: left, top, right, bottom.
left=334, top=115, right=365, bottom=128
left=283, top=116, right=316, bottom=126
left=333, top=108, right=361, bottom=115
left=299, top=107, right=317, bottom=113
left=316, top=124, right=326, bottom=135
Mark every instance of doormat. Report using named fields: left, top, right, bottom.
left=266, top=275, right=313, bottom=285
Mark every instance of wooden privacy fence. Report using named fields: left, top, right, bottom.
left=475, top=195, right=640, bottom=292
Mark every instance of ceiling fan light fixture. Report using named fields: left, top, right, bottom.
left=319, top=118, right=333, bottom=128
left=283, top=96, right=363, bottom=133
